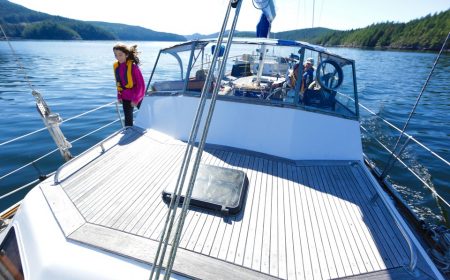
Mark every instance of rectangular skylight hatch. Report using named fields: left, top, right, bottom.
left=162, top=164, right=248, bottom=215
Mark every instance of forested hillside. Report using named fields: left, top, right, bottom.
left=1, top=0, right=448, bottom=51
left=312, top=10, right=450, bottom=50
left=0, top=0, right=184, bottom=41
left=273, top=27, right=333, bottom=42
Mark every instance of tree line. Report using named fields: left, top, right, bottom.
left=0, top=0, right=184, bottom=41
left=1, top=0, right=448, bottom=51
left=288, top=10, right=450, bottom=51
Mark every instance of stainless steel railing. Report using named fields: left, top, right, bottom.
left=0, top=101, right=123, bottom=203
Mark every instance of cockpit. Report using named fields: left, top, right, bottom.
left=148, top=38, right=359, bottom=119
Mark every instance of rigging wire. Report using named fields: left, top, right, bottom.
left=0, top=24, right=35, bottom=91
left=338, top=92, right=449, bottom=206
left=149, top=1, right=243, bottom=279
left=318, top=0, right=325, bottom=27
left=381, top=32, right=450, bottom=179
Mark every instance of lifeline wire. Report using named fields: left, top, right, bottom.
left=381, top=32, right=450, bottom=179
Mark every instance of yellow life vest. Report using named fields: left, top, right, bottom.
left=113, top=60, right=133, bottom=92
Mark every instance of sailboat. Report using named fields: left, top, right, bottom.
left=0, top=0, right=448, bottom=279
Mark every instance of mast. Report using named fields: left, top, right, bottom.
left=254, top=0, right=276, bottom=84
left=312, top=0, right=315, bottom=27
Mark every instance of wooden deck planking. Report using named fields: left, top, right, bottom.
left=308, top=166, right=340, bottom=279
left=235, top=157, right=260, bottom=266
left=268, top=158, right=280, bottom=275
left=224, top=153, right=249, bottom=263
left=309, top=166, right=338, bottom=279
left=317, top=165, right=355, bottom=277
left=233, top=155, right=257, bottom=265
left=282, top=162, right=298, bottom=280
left=190, top=152, right=224, bottom=253
left=336, top=165, right=394, bottom=269
left=299, top=166, right=325, bottom=278
left=114, top=146, right=186, bottom=231
left=337, top=165, right=404, bottom=268
left=286, top=163, right=305, bottom=279
left=214, top=152, right=238, bottom=261
left=97, top=149, right=160, bottom=227
left=293, top=165, right=315, bottom=279
left=256, top=158, right=271, bottom=273
left=76, top=140, right=163, bottom=220
left=337, top=165, right=383, bottom=272
left=61, top=131, right=130, bottom=196
left=64, top=145, right=132, bottom=203
left=346, top=165, right=410, bottom=265
left=276, top=162, right=288, bottom=279
left=315, top=165, right=361, bottom=277
left=328, top=165, right=376, bottom=273
left=65, top=130, right=150, bottom=203
left=58, top=129, right=419, bottom=279
left=334, top=165, right=382, bottom=271
left=115, top=156, right=174, bottom=233
left=315, top=165, right=361, bottom=275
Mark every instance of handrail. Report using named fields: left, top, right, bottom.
left=0, top=101, right=123, bottom=202
left=53, top=127, right=126, bottom=185
left=0, top=119, right=120, bottom=203
left=357, top=162, right=418, bottom=273
left=343, top=93, right=449, bottom=273
left=0, top=118, right=120, bottom=183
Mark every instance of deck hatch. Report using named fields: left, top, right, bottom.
left=162, top=164, right=248, bottom=214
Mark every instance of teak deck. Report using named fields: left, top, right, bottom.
left=40, top=128, right=436, bottom=279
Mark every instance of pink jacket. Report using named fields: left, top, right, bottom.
left=116, top=62, right=145, bottom=104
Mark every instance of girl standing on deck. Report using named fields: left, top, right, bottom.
left=113, top=43, right=145, bottom=127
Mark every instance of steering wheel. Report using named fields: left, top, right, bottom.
left=316, top=59, right=343, bottom=91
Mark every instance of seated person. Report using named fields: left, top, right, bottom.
left=287, top=57, right=315, bottom=91
left=285, top=58, right=315, bottom=103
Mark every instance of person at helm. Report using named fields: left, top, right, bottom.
left=288, top=57, right=315, bottom=92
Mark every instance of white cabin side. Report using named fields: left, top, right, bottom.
left=135, top=95, right=363, bottom=161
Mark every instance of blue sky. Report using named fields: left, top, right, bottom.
left=9, top=0, right=450, bottom=35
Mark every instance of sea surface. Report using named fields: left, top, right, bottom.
left=0, top=41, right=449, bottom=227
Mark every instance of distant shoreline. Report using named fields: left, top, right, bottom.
left=1, top=38, right=445, bottom=53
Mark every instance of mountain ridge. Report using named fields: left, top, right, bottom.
left=1, top=0, right=448, bottom=51
left=0, top=0, right=184, bottom=41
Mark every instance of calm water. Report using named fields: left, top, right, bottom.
left=0, top=41, right=449, bottom=226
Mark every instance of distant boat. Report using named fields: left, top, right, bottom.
left=0, top=0, right=448, bottom=279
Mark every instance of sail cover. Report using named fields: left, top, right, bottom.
left=253, top=0, right=276, bottom=22
left=256, top=13, right=270, bottom=37
left=254, top=0, right=276, bottom=38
